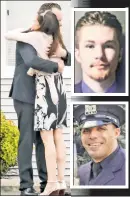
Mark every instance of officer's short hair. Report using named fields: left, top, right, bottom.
left=75, top=11, right=123, bottom=48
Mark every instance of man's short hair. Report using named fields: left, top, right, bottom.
left=38, top=3, right=61, bottom=14
left=75, top=11, right=123, bottom=48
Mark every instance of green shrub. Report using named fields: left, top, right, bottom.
left=0, top=111, right=19, bottom=175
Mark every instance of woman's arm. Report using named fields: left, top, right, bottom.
left=5, top=29, right=64, bottom=73
left=5, top=28, right=31, bottom=41
left=5, top=29, right=53, bottom=59
left=5, top=29, right=44, bottom=51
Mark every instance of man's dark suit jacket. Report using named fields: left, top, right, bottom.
left=9, top=42, right=71, bottom=104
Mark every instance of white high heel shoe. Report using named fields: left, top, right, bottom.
left=40, top=181, right=60, bottom=196
left=58, top=180, right=67, bottom=196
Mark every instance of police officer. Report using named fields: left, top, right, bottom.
left=73, top=104, right=126, bottom=186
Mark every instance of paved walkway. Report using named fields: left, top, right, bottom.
left=1, top=178, right=72, bottom=196
left=1, top=178, right=40, bottom=195
left=1, top=167, right=89, bottom=196
left=1, top=178, right=90, bottom=196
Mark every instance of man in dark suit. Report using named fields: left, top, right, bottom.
left=9, top=3, right=71, bottom=195
left=74, top=104, right=126, bottom=186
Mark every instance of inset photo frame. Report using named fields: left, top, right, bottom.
left=70, top=102, right=129, bottom=189
left=71, top=8, right=129, bottom=96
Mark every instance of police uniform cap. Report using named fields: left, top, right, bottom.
left=73, top=104, right=125, bottom=129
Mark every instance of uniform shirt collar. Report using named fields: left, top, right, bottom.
left=81, top=80, right=117, bottom=93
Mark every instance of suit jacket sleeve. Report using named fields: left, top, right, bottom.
left=18, top=42, right=58, bottom=73
left=62, top=51, right=71, bottom=66
left=78, top=165, right=86, bottom=185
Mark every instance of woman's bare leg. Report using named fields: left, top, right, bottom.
left=40, top=130, right=59, bottom=195
left=53, top=128, right=66, bottom=181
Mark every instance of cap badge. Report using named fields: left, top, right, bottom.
left=85, top=105, right=97, bottom=115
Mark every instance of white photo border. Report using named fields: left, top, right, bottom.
left=71, top=8, right=129, bottom=96
left=70, top=101, right=129, bottom=189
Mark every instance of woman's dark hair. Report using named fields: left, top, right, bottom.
left=38, top=11, right=66, bottom=56
left=37, top=11, right=59, bottom=36
left=23, top=11, right=66, bottom=56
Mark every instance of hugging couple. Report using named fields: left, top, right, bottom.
left=5, top=2, right=71, bottom=196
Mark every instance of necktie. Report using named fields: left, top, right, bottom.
left=92, top=162, right=101, bottom=178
